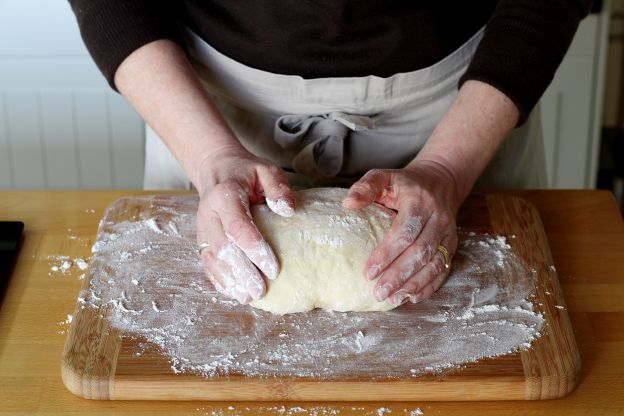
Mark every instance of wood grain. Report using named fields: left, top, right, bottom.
left=0, top=190, right=622, bottom=414
left=59, top=194, right=579, bottom=401
left=485, top=195, right=580, bottom=399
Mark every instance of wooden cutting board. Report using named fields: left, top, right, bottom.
left=61, top=194, right=580, bottom=401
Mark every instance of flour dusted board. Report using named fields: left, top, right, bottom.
left=61, top=194, right=580, bottom=401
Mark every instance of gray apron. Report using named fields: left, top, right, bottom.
left=143, top=27, right=545, bottom=190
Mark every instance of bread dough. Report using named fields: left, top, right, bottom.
left=250, top=188, right=396, bottom=314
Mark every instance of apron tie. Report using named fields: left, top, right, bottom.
left=274, top=112, right=374, bottom=178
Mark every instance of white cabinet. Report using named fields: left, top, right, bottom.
left=540, top=4, right=610, bottom=189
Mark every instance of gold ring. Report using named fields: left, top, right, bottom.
left=437, top=244, right=450, bottom=269
left=198, top=242, right=211, bottom=254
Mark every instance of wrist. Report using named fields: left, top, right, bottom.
left=404, top=158, right=465, bottom=214
left=409, top=80, right=519, bottom=201
left=193, top=143, right=250, bottom=194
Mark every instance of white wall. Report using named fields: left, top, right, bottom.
left=603, top=0, right=624, bottom=127
left=540, top=6, right=610, bottom=189
left=0, top=1, right=611, bottom=190
left=0, top=0, right=145, bottom=189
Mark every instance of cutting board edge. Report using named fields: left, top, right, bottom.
left=110, top=376, right=529, bottom=401
left=485, top=194, right=581, bottom=400
left=60, top=193, right=581, bottom=401
left=61, top=271, right=123, bottom=399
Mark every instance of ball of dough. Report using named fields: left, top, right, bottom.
left=249, top=188, right=396, bottom=314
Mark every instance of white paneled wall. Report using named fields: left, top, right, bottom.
left=0, top=1, right=611, bottom=190
left=540, top=6, right=610, bottom=189
left=0, top=0, right=145, bottom=189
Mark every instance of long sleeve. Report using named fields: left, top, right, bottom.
left=459, top=0, right=593, bottom=124
left=68, top=0, right=594, bottom=119
left=68, top=0, right=183, bottom=89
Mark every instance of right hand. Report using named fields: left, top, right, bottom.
left=195, top=145, right=295, bottom=304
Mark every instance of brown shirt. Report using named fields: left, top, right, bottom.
left=68, top=0, right=593, bottom=124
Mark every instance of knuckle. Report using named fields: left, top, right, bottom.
left=380, top=240, right=409, bottom=267
left=363, top=168, right=383, bottom=180
left=200, top=247, right=216, bottom=263
left=396, top=232, right=415, bottom=247
left=225, top=217, right=253, bottom=242
left=430, top=255, right=447, bottom=275
left=437, top=212, right=455, bottom=229
left=211, top=182, right=238, bottom=199
left=408, top=243, right=435, bottom=265
left=351, top=182, right=372, bottom=195
left=403, top=275, right=423, bottom=293
left=356, top=170, right=383, bottom=189
left=266, top=163, right=283, bottom=178
left=410, top=246, right=430, bottom=268
left=399, top=267, right=415, bottom=284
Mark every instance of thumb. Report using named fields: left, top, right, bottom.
left=343, top=169, right=390, bottom=209
left=256, top=164, right=296, bottom=217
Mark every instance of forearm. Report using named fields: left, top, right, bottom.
left=408, top=80, right=519, bottom=206
left=114, top=39, right=243, bottom=190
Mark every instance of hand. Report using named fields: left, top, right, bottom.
left=343, top=160, right=461, bottom=306
left=195, top=145, right=295, bottom=304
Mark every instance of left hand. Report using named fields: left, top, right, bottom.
left=342, top=159, right=462, bottom=306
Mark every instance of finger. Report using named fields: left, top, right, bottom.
left=387, top=232, right=457, bottom=305
left=372, top=242, right=435, bottom=301
left=197, top=211, right=265, bottom=303
left=256, top=164, right=295, bottom=217
left=372, top=207, right=455, bottom=279
left=364, top=200, right=426, bottom=280
left=210, top=183, right=280, bottom=280
left=388, top=252, right=450, bottom=306
left=373, top=211, right=456, bottom=301
left=342, top=169, right=390, bottom=209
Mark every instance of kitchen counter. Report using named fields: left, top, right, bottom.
left=0, top=190, right=622, bottom=415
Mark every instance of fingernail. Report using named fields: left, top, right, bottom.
left=265, top=261, right=279, bottom=280
left=229, top=282, right=252, bottom=304
left=409, top=293, right=424, bottom=304
left=221, top=282, right=250, bottom=304
left=391, top=289, right=410, bottom=306
left=266, top=197, right=295, bottom=218
left=254, top=240, right=279, bottom=280
left=343, top=192, right=361, bottom=204
left=375, top=283, right=392, bottom=301
left=247, top=278, right=265, bottom=301
left=366, top=264, right=382, bottom=280
left=237, top=294, right=252, bottom=304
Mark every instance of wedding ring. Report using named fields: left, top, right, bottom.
left=437, top=244, right=450, bottom=269
left=198, top=242, right=211, bottom=254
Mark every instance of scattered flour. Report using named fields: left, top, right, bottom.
left=76, top=195, right=543, bottom=380
left=48, top=255, right=90, bottom=280
left=194, top=404, right=424, bottom=416
left=57, top=313, right=74, bottom=335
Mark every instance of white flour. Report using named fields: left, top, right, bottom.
left=266, top=197, right=295, bottom=217
left=194, top=404, right=425, bottom=415
left=48, top=255, right=89, bottom=280
left=79, top=195, right=544, bottom=379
